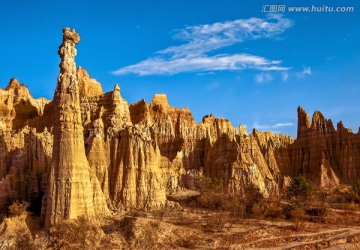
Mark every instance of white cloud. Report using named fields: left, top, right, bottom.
left=255, top=72, right=273, bottom=84
left=115, top=54, right=288, bottom=76
left=302, top=67, right=312, bottom=75
left=297, top=66, right=312, bottom=78
left=282, top=71, right=288, bottom=81
left=113, top=14, right=293, bottom=76
left=253, top=121, right=294, bottom=130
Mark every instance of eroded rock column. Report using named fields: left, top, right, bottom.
left=45, top=28, right=108, bottom=229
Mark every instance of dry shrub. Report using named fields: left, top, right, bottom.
left=221, top=194, right=246, bottom=221
left=352, top=179, right=360, bottom=196
left=284, top=204, right=306, bottom=220
left=252, top=199, right=284, bottom=219
left=49, top=216, right=102, bottom=249
left=196, top=183, right=262, bottom=219
left=305, top=204, right=327, bottom=217
left=341, top=201, right=359, bottom=211
left=196, top=192, right=224, bottom=210
left=8, top=201, right=29, bottom=217
left=290, top=207, right=309, bottom=221
left=13, top=229, right=49, bottom=250
left=197, top=176, right=224, bottom=192
left=120, top=217, right=166, bottom=249
left=202, top=213, right=231, bottom=232
left=344, top=190, right=360, bottom=204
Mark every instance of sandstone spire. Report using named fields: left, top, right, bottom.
left=45, top=28, right=108, bottom=229
left=297, top=106, right=311, bottom=138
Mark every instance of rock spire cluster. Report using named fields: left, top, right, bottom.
left=0, top=28, right=359, bottom=227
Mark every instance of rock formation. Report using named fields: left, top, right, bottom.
left=288, top=107, right=360, bottom=187
left=77, top=66, right=104, bottom=97
left=44, top=28, right=108, bottom=228
left=0, top=28, right=359, bottom=227
left=0, top=78, right=49, bottom=131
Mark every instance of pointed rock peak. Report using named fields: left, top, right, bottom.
left=239, top=124, right=247, bottom=135
left=202, top=113, right=215, bottom=123
left=336, top=121, right=352, bottom=133
left=5, top=78, right=22, bottom=90
left=77, top=66, right=89, bottom=77
left=312, top=110, right=325, bottom=124
left=297, top=106, right=311, bottom=138
left=337, top=121, right=345, bottom=132
left=311, top=110, right=335, bottom=135
left=112, top=83, right=123, bottom=100
left=297, top=106, right=311, bottom=128
left=77, top=66, right=103, bottom=97
left=151, top=94, right=169, bottom=107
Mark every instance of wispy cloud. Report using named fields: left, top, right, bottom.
left=255, top=72, right=273, bottom=84
left=297, top=66, right=312, bottom=78
left=253, top=121, right=294, bottom=130
left=113, top=14, right=293, bottom=76
left=282, top=71, right=288, bottom=81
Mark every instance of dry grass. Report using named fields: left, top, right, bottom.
left=1, top=190, right=360, bottom=249
left=8, top=201, right=29, bottom=217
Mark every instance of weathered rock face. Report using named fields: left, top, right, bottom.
left=1, top=28, right=360, bottom=226
left=0, top=127, right=52, bottom=212
left=289, top=107, right=360, bottom=187
left=0, top=79, right=49, bottom=131
left=129, top=96, right=294, bottom=197
left=77, top=66, right=103, bottom=97
left=44, top=28, right=108, bottom=228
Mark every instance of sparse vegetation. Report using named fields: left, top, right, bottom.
left=13, top=229, right=49, bottom=250
left=353, top=179, right=360, bottom=195
left=285, top=175, right=313, bottom=203
left=2, top=177, right=360, bottom=249
left=8, top=201, right=29, bottom=217
left=49, top=216, right=102, bottom=249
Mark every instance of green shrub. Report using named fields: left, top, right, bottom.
left=244, top=184, right=263, bottom=216
left=285, top=175, right=313, bottom=202
left=197, top=176, right=224, bottom=192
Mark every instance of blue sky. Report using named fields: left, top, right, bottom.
left=0, top=0, right=359, bottom=137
